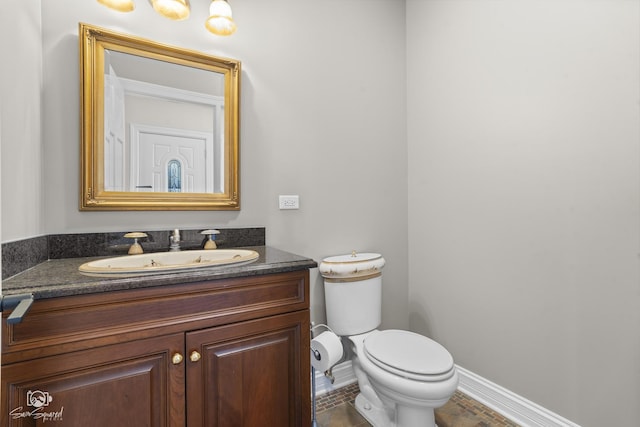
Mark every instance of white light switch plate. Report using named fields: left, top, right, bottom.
left=279, top=195, right=299, bottom=210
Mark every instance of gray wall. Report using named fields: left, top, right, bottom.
left=2, top=0, right=640, bottom=426
left=407, top=1, right=640, bottom=426
left=1, top=0, right=44, bottom=241
left=2, top=0, right=409, bottom=332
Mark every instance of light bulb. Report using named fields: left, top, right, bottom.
left=149, top=0, right=190, bottom=20
left=205, top=0, right=237, bottom=36
left=97, top=0, right=135, bottom=12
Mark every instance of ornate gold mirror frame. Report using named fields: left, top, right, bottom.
left=79, top=23, right=240, bottom=210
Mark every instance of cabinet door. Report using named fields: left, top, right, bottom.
left=186, top=311, right=310, bottom=427
left=1, top=333, right=185, bottom=427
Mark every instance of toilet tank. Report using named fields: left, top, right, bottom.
left=319, top=252, right=386, bottom=336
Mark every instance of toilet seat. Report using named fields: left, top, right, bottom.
left=363, top=330, right=455, bottom=382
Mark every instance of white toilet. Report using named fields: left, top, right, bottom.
left=319, top=252, right=459, bottom=427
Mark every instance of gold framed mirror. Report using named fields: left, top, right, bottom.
left=79, top=23, right=240, bottom=210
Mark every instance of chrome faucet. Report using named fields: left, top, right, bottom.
left=169, top=229, right=181, bottom=251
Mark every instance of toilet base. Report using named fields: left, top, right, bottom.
left=354, top=393, right=393, bottom=427
left=354, top=392, right=439, bottom=427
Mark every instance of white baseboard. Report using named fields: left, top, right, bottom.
left=313, top=360, right=357, bottom=396
left=312, top=361, right=581, bottom=427
left=456, top=365, right=581, bottom=427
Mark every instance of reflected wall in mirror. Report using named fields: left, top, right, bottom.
left=80, top=23, right=240, bottom=210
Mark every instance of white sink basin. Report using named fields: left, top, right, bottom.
left=79, top=249, right=259, bottom=277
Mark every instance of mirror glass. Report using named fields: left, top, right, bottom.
left=80, top=23, right=240, bottom=210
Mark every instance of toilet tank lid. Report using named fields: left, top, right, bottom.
left=319, top=252, right=385, bottom=279
left=364, top=330, right=454, bottom=376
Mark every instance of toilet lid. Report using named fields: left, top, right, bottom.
left=319, top=252, right=385, bottom=280
left=364, top=330, right=454, bottom=378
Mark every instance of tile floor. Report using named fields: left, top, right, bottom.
left=314, top=382, right=520, bottom=427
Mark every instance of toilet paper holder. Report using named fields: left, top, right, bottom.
left=311, top=347, right=335, bottom=384
left=310, top=323, right=342, bottom=383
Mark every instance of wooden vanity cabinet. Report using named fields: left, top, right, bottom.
left=186, top=311, right=308, bottom=427
left=1, top=270, right=311, bottom=427
left=2, top=333, right=186, bottom=426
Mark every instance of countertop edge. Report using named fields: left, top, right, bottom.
left=2, top=246, right=318, bottom=300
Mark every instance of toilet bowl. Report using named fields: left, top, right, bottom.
left=349, top=330, right=459, bottom=427
left=319, top=252, right=459, bottom=427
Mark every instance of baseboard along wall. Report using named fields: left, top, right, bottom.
left=313, top=361, right=581, bottom=427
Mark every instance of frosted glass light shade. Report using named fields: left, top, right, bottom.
left=205, top=0, right=237, bottom=36
left=149, top=0, right=190, bottom=20
left=97, top=0, right=135, bottom=12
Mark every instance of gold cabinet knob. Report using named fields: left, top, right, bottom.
left=189, top=351, right=201, bottom=362
left=172, top=353, right=184, bottom=365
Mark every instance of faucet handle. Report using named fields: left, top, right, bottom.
left=124, top=232, right=147, bottom=255
left=201, top=229, right=220, bottom=249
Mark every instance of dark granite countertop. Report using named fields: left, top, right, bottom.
left=2, top=246, right=317, bottom=300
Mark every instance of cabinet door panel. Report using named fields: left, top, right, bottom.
left=2, top=333, right=185, bottom=427
left=186, top=311, right=310, bottom=427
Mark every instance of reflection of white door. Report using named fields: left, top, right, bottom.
left=130, top=124, right=214, bottom=193
left=104, top=73, right=126, bottom=191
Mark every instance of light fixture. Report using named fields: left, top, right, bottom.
left=148, top=0, right=190, bottom=21
left=97, top=0, right=237, bottom=36
left=97, top=0, right=135, bottom=12
left=205, top=0, right=237, bottom=36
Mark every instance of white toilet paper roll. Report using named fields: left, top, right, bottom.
left=310, top=331, right=344, bottom=372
